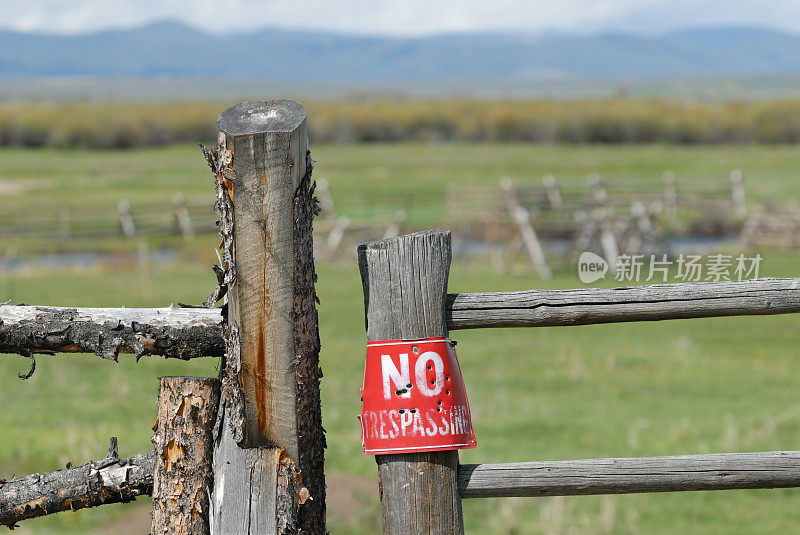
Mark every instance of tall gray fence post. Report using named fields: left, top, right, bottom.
left=209, top=99, right=325, bottom=534
left=358, top=230, right=464, bottom=534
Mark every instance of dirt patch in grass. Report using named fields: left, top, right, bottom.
left=0, top=180, right=50, bottom=196
left=325, top=470, right=379, bottom=528
left=91, top=471, right=377, bottom=533
left=102, top=501, right=152, bottom=534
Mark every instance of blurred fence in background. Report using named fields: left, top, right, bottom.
left=3, top=169, right=799, bottom=275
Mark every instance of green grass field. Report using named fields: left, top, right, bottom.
left=3, top=142, right=800, bottom=215
left=2, top=143, right=800, bottom=534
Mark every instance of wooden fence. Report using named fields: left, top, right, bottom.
left=357, top=229, right=800, bottom=534
left=0, top=99, right=326, bottom=533
left=2, top=99, right=799, bottom=533
left=0, top=191, right=399, bottom=260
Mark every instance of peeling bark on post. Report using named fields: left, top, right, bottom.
left=358, top=230, right=464, bottom=535
left=151, top=377, right=219, bottom=535
left=0, top=447, right=154, bottom=528
left=0, top=305, right=223, bottom=362
left=209, top=99, right=325, bottom=534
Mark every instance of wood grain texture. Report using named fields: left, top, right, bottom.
left=0, top=305, right=223, bottom=360
left=151, top=377, right=219, bottom=535
left=447, top=277, right=800, bottom=329
left=0, top=448, right=154, bottom=528
left=458, top=451, right=800, bottom=498
left=212, top=99, right=324, bottom=534
left=358, top=230, right=464, bottom=535
left=209, top=423, right=305, bottom=534
left=221, top=99, right=308, bottom=453
left=210, top=419, right=278, bottom=535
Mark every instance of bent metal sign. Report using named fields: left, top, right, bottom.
left=359, top=337, right=476, bottom=455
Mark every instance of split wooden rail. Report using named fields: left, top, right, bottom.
left=357, top=229, right=800, bottom=534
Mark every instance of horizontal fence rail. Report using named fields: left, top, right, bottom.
left=458, top=451, right=800, bottom=498
left=3, top=278, right=799, bottom=358
left=0, top=305, right=223, bottom=359
left=447, top=278, right=800, bottom=329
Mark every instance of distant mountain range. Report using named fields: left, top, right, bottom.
left=2, top=22, right=800, bottom=79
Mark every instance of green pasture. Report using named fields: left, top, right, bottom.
left=3, top=142, right=800, bottom=210
left=3, top=143, right=800, bottom=235
left=1, top=143, right=800, bottom=534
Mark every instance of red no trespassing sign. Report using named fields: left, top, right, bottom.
left=359, top=337, right=476, bottom=455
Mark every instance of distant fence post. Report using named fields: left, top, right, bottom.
left=358, top=230, right=464, bottom=534
left=209, top=99, right=325, bottom=534
left=500, top=177, right=551, bottom=279
left=172, top=193, right=195, bottom=240
left=117, top=199, right=136, bottom=238
left=542, top=174, right=563, bottom=210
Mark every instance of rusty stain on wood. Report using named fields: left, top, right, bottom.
left=254, top=320, right=268, bottom=435
left=211, top=100, right=325, bottom=533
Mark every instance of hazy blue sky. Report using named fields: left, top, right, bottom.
left=6, top=0, right=800, bottom=36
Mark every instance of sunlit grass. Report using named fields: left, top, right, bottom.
left=1, top=143, right=800, bottom=533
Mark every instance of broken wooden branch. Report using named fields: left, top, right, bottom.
left=0, top=444, right=154, bottom=529
left=0, top=305, right=223, bottom=361
left=151, top=377, right=220, bottom=535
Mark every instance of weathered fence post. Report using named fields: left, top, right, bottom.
left=151, top=376, right=219, bottom=534
left=500, top=177, right=551, bottom=279
left=325, top=216, right=351, bottom=256
left=542, top=174, right=563, bottom=210
left=118, top=199, right=136, bottom=238
left=358, top=230, right=464, bottom=534
left=209, top=99, right=325, bottom=534
left=172, top=193, right=195, bottom=240
left=315, top=177, right=336, bottom=219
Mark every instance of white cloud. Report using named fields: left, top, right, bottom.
left=4, top=0, right=800, bottom=35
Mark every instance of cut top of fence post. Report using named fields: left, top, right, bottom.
left=217, top=99, right=307, bottom=136
left=358, top=229, right=452, bottom=341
